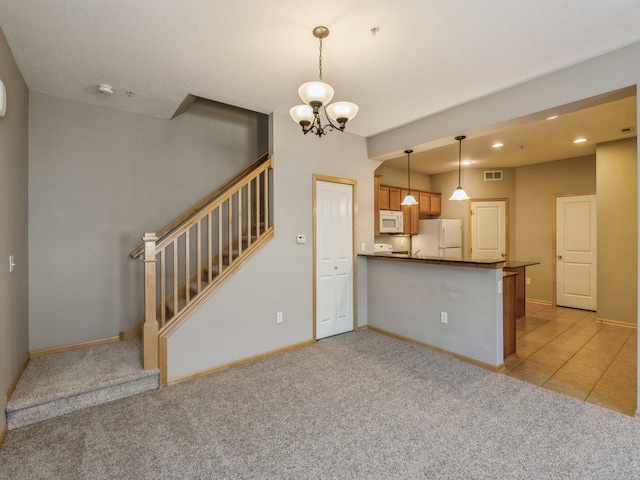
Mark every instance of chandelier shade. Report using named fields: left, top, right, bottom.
left=298, top=81, right=334, bottom=107
left=290, top=26, right=358, bottom=137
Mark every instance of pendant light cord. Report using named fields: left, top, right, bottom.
left=458, top=139, right=462, bottom=187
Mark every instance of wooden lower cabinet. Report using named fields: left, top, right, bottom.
left=503, top=272, right=517, bottom=358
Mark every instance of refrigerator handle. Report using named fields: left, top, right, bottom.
left=442, top=227, right=445, bottom=248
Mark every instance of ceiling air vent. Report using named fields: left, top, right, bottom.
left=484, top=170, right=503, bottom=181
left=619, top=126, right=635, bottom=134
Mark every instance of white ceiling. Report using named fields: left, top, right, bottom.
left=1, top=0, right=639, bottom=143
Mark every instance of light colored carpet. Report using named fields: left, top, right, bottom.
left=6, top=338, right=158, bottom=429
left=1, top=330, right=639, bottom=479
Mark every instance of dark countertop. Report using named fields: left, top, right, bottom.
left=359, top=253, right=505, bottom=269
left=504, top=260, right=540, bottom=268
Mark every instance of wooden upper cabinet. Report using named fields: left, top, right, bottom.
left=430, top=193, right=442, bottom=216
left=418, top=192, right=431, bottom=214
left=379, top=185, right=390, bottom=210
left=374, top=174, right=381, bottom=236
left=378, top=181, right=441, bottom=229
left=401, top=189, right=419, bottom=235
left=388, top=187, right=402, bottom=211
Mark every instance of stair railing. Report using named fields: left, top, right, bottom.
left=135, top=154, right=273, bottom=370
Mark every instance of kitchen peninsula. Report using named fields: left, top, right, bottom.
left=359, top=253, right=507, bottom=370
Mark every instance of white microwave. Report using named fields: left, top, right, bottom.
left=379, top=210, right=404, bottom=233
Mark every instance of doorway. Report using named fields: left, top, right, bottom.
left=469, top=199, right=508, bottom=260
left=554, top=194, right=597, bottom=310
left=313, top=176, right=356, bottom=340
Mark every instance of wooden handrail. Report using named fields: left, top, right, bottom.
left=137, top=154, right=273, bottom=372
left=155, top=160, right=270, bottom=252
left=129, top=152, right=271, bottom=258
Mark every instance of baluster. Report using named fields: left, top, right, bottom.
left=142, top=233, right=158, bottom=370
left=218, top=204, right=223, bottom=274
left=160, top=248, right=166, bottom=327
left=208, top=211, right=213, bottom=283
left=247, top=178, right=252, bottom=248
left=228, top=196, right=233, bottom=265
left=196, top=220, right=201, bottom=294
left=256, top=174, right=261, bottom=236
left=173, top=238, right=178, bottom=315
left=185, top=229, right=191, bottom=303
left=238, top=186, right=243, bottom=256
left=264, top=169, right=269, bottom=230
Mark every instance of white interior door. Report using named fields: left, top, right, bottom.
left=315, top=180, right=354, bottom=339
left=556, top=195, right=597, bottom=310
left=471, top=200, right=507, bottom=260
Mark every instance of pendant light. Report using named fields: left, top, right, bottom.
left=449, top=135, right=471, bottom=201
left=401, top=149, right=418, bottom=206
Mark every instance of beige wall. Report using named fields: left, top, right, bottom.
left=375, top=162, right=431, bottom=191
left=431, top=167, right=516, bottom=258
left=515, top=156, right=596, bottom=302
left=597, top=138, right=637, bottom=324
left=167, top=112, right=379, bottom=379
left=28, top=94, right=268, bottom=350
left=0, top=27, right=29, bottom=436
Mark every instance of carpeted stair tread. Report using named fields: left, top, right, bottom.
left=6, top=338, right=158, bottom=429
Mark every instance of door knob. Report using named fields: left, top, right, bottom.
left=557, top=255, right=563, bottom=259
left=501, top=253, right=506, bottom=258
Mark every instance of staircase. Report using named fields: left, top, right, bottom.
left=5, top=154, right=274, bottom=429
left=132, top=153, right=274, bottom=384
left=5, top=339, right=158, bottom=430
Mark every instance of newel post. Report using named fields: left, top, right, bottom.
left=142, top=233, right=159, bottom=370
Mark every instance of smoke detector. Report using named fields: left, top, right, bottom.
left=97, top=83, right=114, bottom=95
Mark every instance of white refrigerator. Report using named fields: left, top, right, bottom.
left=412, top=219, right=462, bottom=258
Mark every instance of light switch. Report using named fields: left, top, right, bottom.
left=9, top=255, right=15, bottom=273
left=296, top=234, right=306, bottom=244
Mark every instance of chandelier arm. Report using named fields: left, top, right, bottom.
left=322, top=106, right=342, bottom=131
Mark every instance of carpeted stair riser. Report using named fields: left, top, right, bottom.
left=7, top=375, right=159, bottom=430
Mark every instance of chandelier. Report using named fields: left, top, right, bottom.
left=290, top=26, right=359, bottom=137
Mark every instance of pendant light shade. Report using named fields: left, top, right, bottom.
left=401, top=149, right=419, bottom=206
left=449, top=135, right=470, bottom=201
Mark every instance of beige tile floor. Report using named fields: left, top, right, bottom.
left=503, top=302, right=637, bottom=416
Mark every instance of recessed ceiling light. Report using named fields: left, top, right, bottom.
left=492, top=142, right=503, bottom=148
left=546, top=115, right=558, bottom=120
left=573, top=138, right=587, bottom=144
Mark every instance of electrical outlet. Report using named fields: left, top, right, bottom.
left=440, top=312, right=448, bottom=324
left=526, top=277, right=531, bottom=285
left=276, top=312, right=283, bottom=324
left=361, top=242, right=366, bottom=252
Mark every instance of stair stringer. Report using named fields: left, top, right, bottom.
left=157, top=226, right=274, bottom=386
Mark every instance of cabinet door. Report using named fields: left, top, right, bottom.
left=379, top=185, right=390, bottom=210
left=374, top=175, right=381, bottom=236
left=401, top=190, right=419, bottom=235
left=430, top=193, right=441, bottom=215
left=388, top=187, right=402, bottom=211
left=419, top=192, right=431, bottom=214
